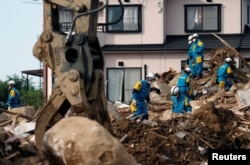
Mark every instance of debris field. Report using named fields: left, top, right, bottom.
left=0, top=45, right=250, bottom=164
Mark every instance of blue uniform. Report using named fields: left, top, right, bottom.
left=177, top=72, right=190, bottom=96
left=6, top=87, right=20, bottom=109
left=192, top=39, right=204, bottom=77
left=188, top=42, right=196, bottom=77
left=217, top=62, right=233, bottom=90
left=171, top=94, right=192, bottom=114
left=131, top=80, right=151, bottom=119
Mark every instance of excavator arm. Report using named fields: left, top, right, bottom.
left=33, top=0, right=111, bottom=155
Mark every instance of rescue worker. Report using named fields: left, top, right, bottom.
left=187, top=35, right=196, bottom=77
left=216, top=57, right=234, bottom=91
left=176, top=67, right=192, bottom=97
left=170, top=86, right=192, bottom=115
left=6, top=80, right=20, bottom=110
left=192, top=33, right=205, bottom=79
left=129, top=72, right=156, bottom=121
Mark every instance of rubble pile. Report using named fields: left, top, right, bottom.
left=112, top=101, right=250, bottom=165
left=111, top=46, right=250, bottom=164
left=0, top=46, right=250, bottom=164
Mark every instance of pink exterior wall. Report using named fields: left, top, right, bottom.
left=103, top=52, right=189, bottom=80
left=98, top=0, right=165, bottom=45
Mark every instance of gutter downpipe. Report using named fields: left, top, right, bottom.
left=238, top=0, right=243, bottom=52
left=42, top=2, right=48, bottom=101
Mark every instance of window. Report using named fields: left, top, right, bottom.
left=106, top=68, right=141, bottom=103
left=185, top=4, right=221, bottom=32
left=181, top=59, right=189, bottom=70
left=182, top=59, right=210, bottom=72
left=58, top=7, right=74, bottom=32
left=106, top=5, right=142, bottom=33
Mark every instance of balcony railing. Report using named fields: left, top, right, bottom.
left=59, top=22, right=106, bottom=33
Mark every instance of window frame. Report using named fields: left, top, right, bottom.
left=184, top=4, right=221, bottom=33
left=58, top=7, right=74, bottom=33
left=181, top=59, right=210, bottom=72
left=247, top=5, right=249, bottom=25
left=106, top=67, right=142, bottom=103
left=106, top=4, right=142, bottom=33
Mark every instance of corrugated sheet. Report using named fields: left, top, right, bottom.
left=236, top=88, right=250, bottom=105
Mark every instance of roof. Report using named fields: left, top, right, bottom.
left=101, top=33, right=250, bottom=52
left=21, top=69, right=43, bottom=77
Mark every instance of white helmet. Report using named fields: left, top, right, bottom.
left=146, top=72, right=155, bottom=80
left=188, top=35, right=193, bottom=44
left=7, top=80, right=16, bottom=85
left=170, top=86, right=180, bottom=96
left=192, top=33, right=199, bottom=38
left=184, top=67, right=191, bottom=74
left=225, top=57, right=232, bottom=63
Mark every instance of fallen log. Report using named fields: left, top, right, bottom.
left=4, top=151, right=20, bottom=160
left=0, top=108, right=32, bottom=121
left=0, top=119, right=12, bottom=127
left=150, top=105, right=171, bottom=111
left=230, top=104, right=250, bottom=111
left=192, top=133, right=215, bottom=149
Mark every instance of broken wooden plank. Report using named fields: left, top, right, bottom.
left=0, top=108, right=32, bottom=121
left=0, top=119, right=12, bottom=127
left=212, top=33, right=250, bottom=68
left=230, top=104, right=250, bottom=111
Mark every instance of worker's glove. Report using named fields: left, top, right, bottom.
left=130, top=100, right=136, bottom=112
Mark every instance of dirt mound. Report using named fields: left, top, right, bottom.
left=111, top=105, right=250, bottom=165
left=0, top=102, right=249, bottom=165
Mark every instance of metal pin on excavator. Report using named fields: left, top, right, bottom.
left=32, top=0, right=112, bottom=156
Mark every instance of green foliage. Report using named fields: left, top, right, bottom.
left=0, top=74, right=44, bottom=110
left=22, top=89, right=45, bottom=110
left=0, top=80, right=8, bottom=101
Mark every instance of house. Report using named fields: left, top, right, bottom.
left=97, top=0, right=250, bottom=103
left=26, top=0, right=250, bottom=103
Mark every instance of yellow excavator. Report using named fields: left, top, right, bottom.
left=32, top=0, right=122, bottom=156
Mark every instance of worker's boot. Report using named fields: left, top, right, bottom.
left=190, top=74, right=195, bottom=79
